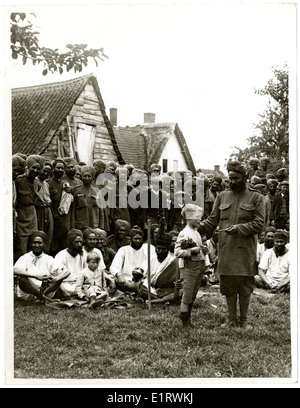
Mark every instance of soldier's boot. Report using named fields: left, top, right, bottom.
left=220, top=294, right=237, bottom=328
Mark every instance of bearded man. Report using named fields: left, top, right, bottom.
left=109, top=226, right=155, bottom=291
left=198, top=160, right=265, bottom=330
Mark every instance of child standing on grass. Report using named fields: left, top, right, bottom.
left=174, top=204, right=206, bottom=329
left=76, top=252, right=109, bottom=308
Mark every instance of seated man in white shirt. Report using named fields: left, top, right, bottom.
left=138, top=230, right=180, bottom=303
left=256, top=226, right=276, bottom=264
left=13, top=231, right=70, bottom=303
left=54, top=229, right=86, bottom=299
left=255, top=229, right=290, bottom=293
left=110, top=226, right=155, bottom=292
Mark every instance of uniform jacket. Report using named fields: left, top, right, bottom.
left=198, top=187, right=265, bottom=277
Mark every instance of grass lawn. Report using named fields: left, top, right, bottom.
left=13, top=285, right=292, bottom=382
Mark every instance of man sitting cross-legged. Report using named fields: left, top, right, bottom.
left=109, top=225, right=155, bottom=292
left=138, top=230, right=182, bottom=304
left=13, top=231, right=70, bottom=303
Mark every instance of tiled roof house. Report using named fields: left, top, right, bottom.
left=112, top=112, right=196, bottom=175
left=12, top=73, right=125, bottom=165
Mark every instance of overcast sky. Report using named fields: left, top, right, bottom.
left=3, top=1, right=296, bottom=171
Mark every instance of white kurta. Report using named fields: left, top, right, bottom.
left=14, top=251, right=63, bottom=300
left=110, top=244, right=155, bottom=281
left=258, top=248, right=290, bottom=285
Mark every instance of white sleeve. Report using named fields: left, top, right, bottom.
left=258, top=249, right=271, bottom=271
left=109, top=247, right=125, bottom=276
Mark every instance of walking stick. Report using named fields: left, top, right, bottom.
left=147, top=218, right=152, bottom=310
left=173, top=257, right=180, bottom=301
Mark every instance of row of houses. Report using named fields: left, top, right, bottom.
left=12, top=73, right=225, bottom=177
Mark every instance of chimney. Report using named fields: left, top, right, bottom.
left=110, top=108, right=117, bottom=127
left=214, top=165, right=220, bottom=173
left=144, top=112, right=155, bottom=124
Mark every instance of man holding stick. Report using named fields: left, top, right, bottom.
left=198, top=161, right=265, bottom=330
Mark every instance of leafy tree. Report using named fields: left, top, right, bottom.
left=229, top=64, right=289, bottom=171
left=10, top=12, right=108, bottom=75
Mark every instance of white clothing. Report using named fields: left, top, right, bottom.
left=258, top=248, right=290, bottom=287
left=55, top=249, right=85, bottom=284
left=110, top=244, right=155, bottom=281
left=76, top=266, right=107, bottom=299
left=256, top=243, right=269, bottom=263
left=82, top=247, right=106, bottom=271
left=14, top=251, right=63, bottom=300
left=174, top=224, right=204, bottom=269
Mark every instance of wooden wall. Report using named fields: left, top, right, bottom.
left=42, top=82, right=119, bottom=164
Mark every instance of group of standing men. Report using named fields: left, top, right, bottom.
left=12, top=152, right=290, bottom=331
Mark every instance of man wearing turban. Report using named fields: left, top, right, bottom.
left=73, top=165, right=102, bottom=231
left=107, top=219, right=131, bottom=252
left=198, top=160, right=265, bottom=330
left=256, top=229, right=290, bottom=292
left=94, top=228, right=116, bottom=270
left=272, top=180, right=289, bottom=230
left=110, top=225, right=155, bottom=291
left=14, top=155, right=45, bottom=262
left=13, top=231, right=70, bottom=303
left=62, top=157, right=82, bottom=188
left=54, top=229, right=86, bottom=299
left=48, top=159, right=74, bottom=255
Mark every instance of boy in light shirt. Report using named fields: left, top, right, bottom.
left=174, top=204, right=206, bottom=329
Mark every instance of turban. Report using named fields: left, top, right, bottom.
left=226, top=161, right=247, bottom=176
left=29, top=230, right=48, bottom=245
left=274, top=229, right=288, bottom=241
left=251, top=176, right=262, bottom=185
left=94, top=228, right=107, bottom=238
left=254, top=184, right=265, bottom=191
left=25, top=154, right=45, bottom=169
left=67, top=229, right=83, bottom=246
left=281, top=181, right=289, bottom=186
left=267, top=178, right=278, bottom=186
left=81, top=165, right=96, bottom=178
left=277, top=168, right=287, bottom=176
left=266, top=173, right=276, bottom=181
left=150, top=163, right=161, bottom=172
left=93, top=160, right=106, bottom=173
left=249, top=157, right=260, bottom=165
left=44, top=160, right=53, bottom=169
left=63, top=157, right=77, bottom=166
left=265, top=226, right=276, bottom=234
left=115, top=219, right=130, bottom=231
left=12, top=155, right=25, bottom=170
left=155, top=232, right=173, bottom=248
left=212, top=176, right=222, bottom=184
left=260, top=157, right=270, bottom=164
left=52, top=158, right=65, bottom=168
left=150, top=223, right=159, bottom=234
left=83, top=227, right=96, bottom=242
left=181, top=203, right=203, bottom=220
left=130, top=226, right=144, bottom=238
left=14, top=153, right=27, bottom=161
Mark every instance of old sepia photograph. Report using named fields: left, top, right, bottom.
left=2, top=1, right=298, bottom=390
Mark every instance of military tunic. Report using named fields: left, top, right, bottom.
left=198, top=187, right=265, bottom=277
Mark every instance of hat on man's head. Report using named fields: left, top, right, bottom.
left=280, top=181, right=289, bottom=186
left=251, top=176, right=262, bottom=185
left=130, top=225, right=144, bottom=238
left=267, top=178, right=278, bottom=186
left=266, top=173, right=276, bottom=181
left=29, top=230, right=48, bottom=245
left=274, top=229, right=288, bottom=241
left=265, top=226, right=276, bottom=234
left=81, top=165, right=96, bottom=178
left=83, top=227, right=96, bottom=243
left=12, top=154, right=25, bottom=170
left=63, top=157, right=77, bottom=166
left=93, top=160, right=106, bottom=173
left=249, top=157, right=260, bottom=165
left=150, top=163, right=161, bottom=172
left=115, top=219, right=131, bottom=231
left=25, top=154, right=45, bottom=169
left=260, top=156, right=270, bottom=164
left=94, top=228, right=107, bottom=238
left=52, top=158, right=65, bottom=168
left=226, top=161, right=247, bottom=176
left=67, top=229, right=83, bottom=246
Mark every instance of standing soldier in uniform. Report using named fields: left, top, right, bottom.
left=198, top=161, right=265, bottom=330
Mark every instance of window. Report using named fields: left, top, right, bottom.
left=162, top=159, right=168, bottom=173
